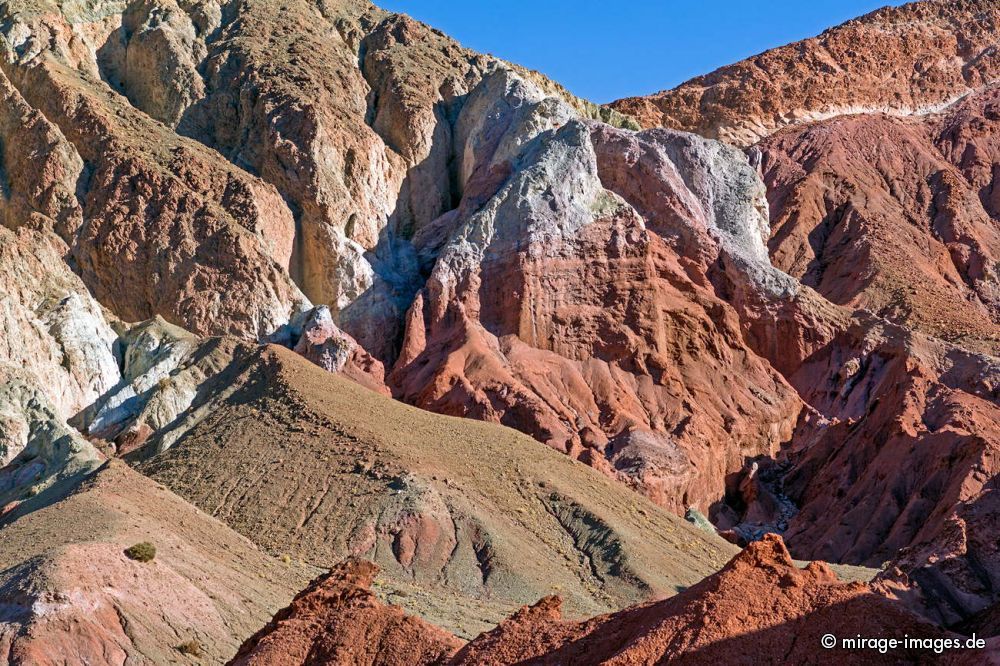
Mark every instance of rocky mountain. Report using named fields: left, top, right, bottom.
left=610, top=0, right=1000, bottom=631
left=610, top=0, right=1000, bottom=147
left=135, top=344, right=737, bottom=637
left=0, top=0, right=999, bottom=662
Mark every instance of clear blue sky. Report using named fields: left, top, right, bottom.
left=377, top=1, right=908, bottom=103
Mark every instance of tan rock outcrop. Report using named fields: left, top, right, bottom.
left=1, top=0, right=306, bottom=338
left=0, top=226, right=119, bottom=420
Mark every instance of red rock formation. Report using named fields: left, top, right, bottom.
left=605, top=0, right=1000, bottom=629
left=455, top=535, right=958, bottom=664
left=391, top=72, right=803, bottom=514
left=760, top=92, right=1000, bottom=354
left=609, top=0, right=1000, bottom=146
left=1, top=1, right=999, bottom=659
left=744, top=314, right=1000, bottom=622
left=229, top=560, right=463, bottom=666
left=236, top=535, right=965, bottom=665
left=729, top=79, right=1000, bottom=627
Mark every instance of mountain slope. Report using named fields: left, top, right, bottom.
left=610, top=0, right=1000, bottom=146
left=607, top=0, right=1000, bottom=627
left=0, top=457, right=311, bottom=664
left=136, top=344, right=737, bottom=636
left=0, top=0, right=999, bottom=659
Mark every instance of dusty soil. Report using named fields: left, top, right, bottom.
left=0, top=460, right=313, bottom=664
left=137, top=345, right=738, bottom=636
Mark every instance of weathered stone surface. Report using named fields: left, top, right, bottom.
left=0, top=0, right=307, bottom=338
left=174, top=2, right=635, bottom=359
left=760, top=96, right=1000, bottom=355
left=0, top=367, right=103, bottom=505
left=291, top=306, right=388, bottom=395
left=81, top=318, right=249, bottom=454
left=604, top=0, right=1000, bottom=631
left=234, top=535, right=954, bottom=665
left=0, top=0, right=998, bottom=659
left=0, top=226, right=120, bottom=420
left=610, top=0, right=1000, bottom=146
left=99, top=0, right=214, bottom=127
left=139, top=345, right=737, bottom=638
left=455, top=535, right=953, bottom=665
left=392, top=71, right=801, bottom=514
left=229, top=560, right=463, bottom=666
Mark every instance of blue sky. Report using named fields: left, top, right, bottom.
left=377, top=1, right=908, bottom=103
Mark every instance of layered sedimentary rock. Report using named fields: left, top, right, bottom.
left=609, top=0, right=1000, bottom=631
left=0, top=367, right=104, bottom=507
left=731, top=51, right=1000, bottom=634
left=757, top=316, right=1000, bottom=625
left=1, top=0, right=999, bottom=659
left=760, top=89, right=1000, bottom=354
left=454, top=535, right=956, bottom=664
left=290, top=306, right=389, bottom=395
left=83, top=319, right=250, bottom=454
left=391, top=69, right=802, bottom=513
left=610, top=0, right=1000, bottom=146
left=172, top=0, right=629, bottom=359
left=0, top=0, right=815, bottom=521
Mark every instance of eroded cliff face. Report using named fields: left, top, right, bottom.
left=0, top=226, right=119, bottom=422
left=390, top=70, right=803, bottom=513
left=0, top=0, right=307, bottom=338
left=0, top=0, right=815, bottom=518
left=761, top=90, right=1000, bottom=354
left=608, top=0, right=1000, bottom=630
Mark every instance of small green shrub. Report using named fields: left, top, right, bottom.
left=124, top=542, right=156, bottom=563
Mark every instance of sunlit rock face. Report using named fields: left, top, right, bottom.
left=0, top=0, right=999, bottom=653
left=609, top=0, right=1000, bottom=146
left=390, top=69, right=803, bottom=513
left=0, top=226, right=120, bottom=421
